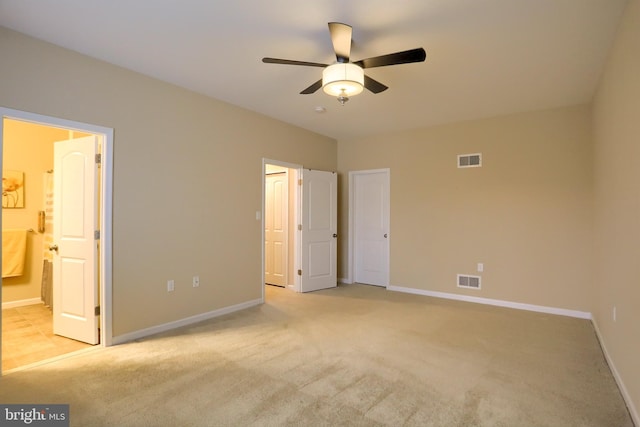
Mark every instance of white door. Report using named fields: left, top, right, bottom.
left=265, top=172, right=288, bottom=286
left=353, top=170, right=390, bottom=286
left=52, top=136, right=99, bottom=344
left=300, top=169, right=337, bottom=292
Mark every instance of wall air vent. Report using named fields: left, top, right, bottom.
left=457, top=274, right=481, bottom=290
left=457, top=153, right=482, bottom=168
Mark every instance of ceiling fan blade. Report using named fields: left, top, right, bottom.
left=328, top=22, right=352, bottom=63
left=262, top=57, right=328, bottom=68
left=364, top=75, right=388, bottom=94
left=354, top=48, right=426, bottom=69
left=300, top=79, right=323, bottom=94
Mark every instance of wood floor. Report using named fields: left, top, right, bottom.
left=2, top=303, right=92, bottom=371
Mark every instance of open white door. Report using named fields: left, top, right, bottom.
left=353, top=170, right=389, bottom=286
left=265, top=172, right=288, bottom=286
left=52, top=136, right=99, bottom=344
left=300, top=169, right=337, bottom=292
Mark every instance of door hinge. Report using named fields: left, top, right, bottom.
left=94, top=230, right=100, bottom=240
left=298, top=179, right=302, bottom=186
left=298, top=224, right=302, bottom=231
left=95, top=306, right=100, bottom=316
left=298, top=269, right=302, bottom=276
left=95, top=153, right=102, bottom=164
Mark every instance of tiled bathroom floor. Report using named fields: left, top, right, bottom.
left=2, top=303, right=93, bottom=371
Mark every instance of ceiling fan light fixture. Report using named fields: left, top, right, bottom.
left=322, top=63, right=364, bottom=98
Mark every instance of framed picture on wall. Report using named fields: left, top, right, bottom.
left=2, top=170, right=25, bottom=208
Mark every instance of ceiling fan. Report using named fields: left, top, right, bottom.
left=262, top=22, right=426, bottom=105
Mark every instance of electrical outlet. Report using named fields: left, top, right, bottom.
left=613, top=306, right=617, bottom=322
left=193, top=276, right=200, bottom=288
left=477, top=263, right=484, bottom=272
left=167, top=280, right=175, bottom=292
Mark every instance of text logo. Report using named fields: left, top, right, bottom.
left=1, top=405, right=69, bottom=426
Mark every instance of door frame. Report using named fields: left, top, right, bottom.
left=261, top=158, right=302, bottom=300
left=0, top=107, right=114, bottom=355
left=348, top=168, right=390, bottom=286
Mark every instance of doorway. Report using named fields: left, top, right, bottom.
left=0, top=108, right=113, bottom=373
left=265, top=166, right=289, bottom=287
left=261, top=159, right=338, bottom=300
left=349, top=169, right=390, bottom=287
left=263, top=160, right=300, bottom=295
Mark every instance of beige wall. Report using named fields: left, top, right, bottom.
left=2, top=120, right=61, bottom=303
left=338, top=105, right=593, bottom=311
left=592, top=0, right=640, bottom=418
left=0, top=27, right=336, bottom=336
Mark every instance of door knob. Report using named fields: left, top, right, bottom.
left=49, top=244, right=58, bottom=253
left=384, top=234, right=388, bottom=238
left=333, top=233, right=338, bottom=238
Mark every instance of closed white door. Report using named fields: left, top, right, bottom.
left=300, top=169, right=337, bottom=292
left=265, top=172, right=288, bottom=286
left=353, top=170, right=389, bottom=287
left=52, top=136, right=99, bottom=344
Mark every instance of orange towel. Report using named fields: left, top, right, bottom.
left=2, top=229, right=27, bottom=278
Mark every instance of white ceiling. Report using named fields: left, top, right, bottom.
left=0, top=0, right=628, bottom=140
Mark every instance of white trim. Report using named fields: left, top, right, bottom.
left=2, top=298, right=42, bottom=309
left=592, top=318, right=640, bottom=426
left=348, top=168, right=390, bottom=287
left=0, top=107, right=114, bottom=348
left=112, top=298, right=262, bottom=345
left=338, top=277, right=351, bottom=284
left=387, top=285, right=592, bottom=319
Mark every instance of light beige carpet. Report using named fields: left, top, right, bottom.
left=0, top=284, right=633, bottom=426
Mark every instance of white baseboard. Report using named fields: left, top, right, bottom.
left=2, top=298, right=42, bottom=310
left=387, top=285, right=592, bottom=319
left=338, top=277, right=352, bottom=284
left=592, top=318, right=639, bottom=426
left=112, top=298, right=262, bottom=345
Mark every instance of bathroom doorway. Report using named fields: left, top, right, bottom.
left=0, top=109, right=113, bottom=373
